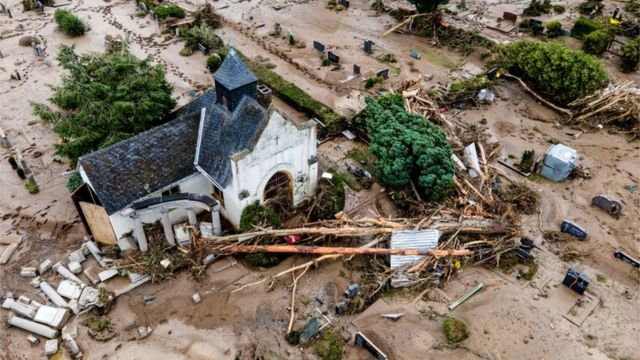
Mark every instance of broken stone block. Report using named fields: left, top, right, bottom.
left=62, top=322, right=78, bottom=339
left=137, top=326, right=152, bottom=339
left=57, top=280, right=83, bottom=300
left=18, top=295, right=31, bottom=304
left=78, top=286, right=100, bottom=308
left=67, top=261, right=82, bottom=275
left=27, top=334, right=40, bottom=346
left=117, top=236, right=137, bottom=251
left=30, top=276, right=41, bottom=288
left=160, top=259, right=171, bottom=269
left=68, top=250, right=86, bottom=264
left=20, top=267, right=37, bottom=277
left=44, top=339, right=58, bottom=356
left=34, top=306, right=70, bottom=329
left=4, top=298, right=37, bottom=318
left=39, top=259, right=54, bottom=275
left=30, top=300, right=43, bottom=309
left=62, top=333, right=82, bottom=358
left=98, top=269, right=119, bottom=282
left=192, top=293, right=201, bottom=304
left=68, top=300, right=80, bottom=315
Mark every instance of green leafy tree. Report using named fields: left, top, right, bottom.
left=33, top=45, right=176, bottom=165
left=54, top=9, right=86, bottom=37
left=503, top=40, right=608, bottom=104
left=363, top=94, right=454, bottom=201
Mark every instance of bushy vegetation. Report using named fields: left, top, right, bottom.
left=519, top=19, right=544, bottom=36
left=67, top=172, right=84, bottom=192
left=577, top=0, right=604, bottom=15
left=184, top=22, right=223, bottom=52
left=620, top=36, right=640, bottom=72
left=364, top=76, right=384, bottom=89
left=449, top=75, right=490, bottom=93
left=503, top=40, right=608, bottom=104
left=546, top=20, right=562, bottom=38
left=239, top=204, right=281, bottom=232
left=442, top=317, right=469, bottom=344
left=523, top=0, right=551, bottom=16
left=153, top=5, right=186, bottom=19
left=25, top=179, right=39, bottom=194
left=309, top=169, right=346, bottom=221
left=315, top=330, right=343, bottom=360
left=54, top=9, right=87, bottom=37
left=571, top=17, right=602, bottom=39
left=626, top=0, right=640, bottom=17
left=32, top=45, right=175, bottom=164
left=552, top=4, right=565, bottom=13
left=582, top=30, right=612, bottom=55
left=362, top=94, right=455, bottom=201
left=193, top=3, right=222, bottom=29
left=206, top=54, right=222, bottom=73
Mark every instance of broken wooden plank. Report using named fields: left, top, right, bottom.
left=217, top=245, right=473, bottom=257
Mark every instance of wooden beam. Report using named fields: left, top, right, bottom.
left=217, top=245, right=473, bottom=256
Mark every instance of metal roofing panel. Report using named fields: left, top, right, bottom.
left=390, top=229, right=441, bottom=269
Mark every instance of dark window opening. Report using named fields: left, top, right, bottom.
left=162, top=185, right=180, bottom=196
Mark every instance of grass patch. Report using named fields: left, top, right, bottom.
left=344, top=148, right=377, bottom=177
left=422, top=49, right=460, bottom=70
left=89, top=316, right=112, bottom=333
left=499, top=252, right=538, bottom=280
left=328, top=168, right=362, bottom=191
left=442, top=317, right=469, bottom=344
left=242, top=56, right=341, bottom=125
left=596, top=273, right=607, bottom=283
left=315, top=330, right=343, bottom=360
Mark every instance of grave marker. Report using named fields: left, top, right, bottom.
left=377, top=69, right=388, bottom=79
left=339, top=0, right=350, bottom=8
left=197, top=43, right=208, bottom=54
left=353, top=64, right=360, bottom=75
left=313, top=41, right=325, bottom=53
left=363, top=39, right=372, bottom=54
left=327, top=51, right=339, bottom=64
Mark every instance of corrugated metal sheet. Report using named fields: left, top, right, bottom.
left=390, top=229, right=441, bottom=269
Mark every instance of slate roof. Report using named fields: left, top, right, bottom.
left=195, top=95, right=268, bottom=187
left=78, top=111, right=201, bottom=215
left=213, top=50, right=258, bottom=90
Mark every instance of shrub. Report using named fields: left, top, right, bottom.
left=8, top=156, right=18, bottom=170
left=54, top=9, right=87, bottom=37
left=620, top=36, right=640, bottom=72
left=442, top=317, right=469, bottom=344
left=193, top=4, right=222, bottom=29
left=626, top=0, right=640, bottom=17
left=523, top=0, right=551, bottom=16
left=518, top=149, right=535, bottom=172
left=153, top=5, right=186, bottom=19
left=582, top=30, right=612, bottom=55
left=449, top=75, right=490, bottom=93
left=309, top=169, right=346, bottom=221
left=546, top=20, right=562, bottom=38
left=578, top=0, right=604, bottom=15
left=553, top=4, right=565, bottom=13
left=503, top=40, right=609, bottom=104
left=25, top=179, right=39, bottom=194
left=206, top=54, right=222, bottom=72
left=519, top=19, right=544, bottom=36
left=239, top=204, right=281, bottom=232
left=184, top=22, right=223, bottom=52
left=321, top=56, right=330, bottom=66
left=363, top=94, right=455, bottom=201
left=364, top=76, right=383, bottom=89
left=285, top=330, right=301, bottom=345
left=179, top=46, right=194, bottom=56
left=571, top=17, right=601, bottom=39
left=315, top=330, right=343, bottom=360
left=67, top=172, right=84, bottom=192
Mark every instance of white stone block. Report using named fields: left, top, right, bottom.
left=67, top=261, right=82, bottom=275
left=44, top=339, right=59, bottom=356
left=39, top=259, right=54, bottom=275
left=20, top=267, right=37, bottom=277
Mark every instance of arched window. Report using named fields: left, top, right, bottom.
left=264, top=171, right=291, bottom=201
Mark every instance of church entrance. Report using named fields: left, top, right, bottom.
left=263, top=171, right=293, bottom=215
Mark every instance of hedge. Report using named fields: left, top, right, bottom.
left=582, top=30, right=612, bottom=55
left=620, top=36, right=640, bottom=73
left=153, top=5, right=186, bottom=19
left=571, top=17, right=601, bottom=39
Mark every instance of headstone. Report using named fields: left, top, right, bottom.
left=363, top=39, right=373, bottom=54
left=353, top=64, right=360, bottom=75
left=174, top=27, right=179, bottom=36
left=339, top=0, right=350, bottom=8
left=502, top=11, right=517, bottom=23
left=138, top=1, right=147, bottom=13
left=197, top=43, right=207, bottom=54
left=273, top=22, right=281, bottom=35
left=327, top=51, right=339, bottom=63
left=313, top=40, right=325, bottom=53
left=376, top=68, right=389, bottom=79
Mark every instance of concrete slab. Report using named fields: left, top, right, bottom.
left=34, top=306, right=70, bottom=329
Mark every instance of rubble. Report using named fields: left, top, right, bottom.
left=98, top=269, right=119, bottom=282
left=26, top=335, right=40, bottom=346
left=67, top=261, right=83, bottom=275
left=62, top=332, right=82, bottom=358
left=192, top=293, right=201, bottom=303
left=20, top=267, right=37, bottom=278
left=53, top=263, right=84, bottom=285
left=44, top=339, right=59, bottom=356
left=0, top=243, right=19, bottom=265
left=7, top=313, right=58, bottom=339
left=3, top=298, right=37, bottom=319
left=38, top=259, right=54, bottom=275
left=40, top=281, right=69, bottom=308
left=34, top=306, right=70, bottom=329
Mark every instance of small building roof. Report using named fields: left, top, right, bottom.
left=78, top=109, right=201, bottom=215
left=195, top=95, right=268, bottom=187
left=390, top=229, right=441, bottom=269
left=213, top=49, right=258, bottom=90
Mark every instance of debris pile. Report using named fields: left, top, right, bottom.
left=569, top=81, right=640, bottom=140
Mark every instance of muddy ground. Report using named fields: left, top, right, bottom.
left=1, top=0, right=639, bottom=358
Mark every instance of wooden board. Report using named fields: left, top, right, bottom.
left=79, top=201, right=117, bottom=245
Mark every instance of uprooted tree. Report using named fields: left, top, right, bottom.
left=502, top=40, right=609, bottom=105
left=362, top=93, right=455, bottom=201
left=32, top=45, right=176, bottom=165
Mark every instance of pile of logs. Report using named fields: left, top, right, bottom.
left=569, top=81, right=640, bottom=140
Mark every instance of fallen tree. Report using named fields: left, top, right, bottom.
left=218, top=245, right=473, bottom=256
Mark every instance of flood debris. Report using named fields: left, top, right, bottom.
left=448, top=283, right=484, bottom=310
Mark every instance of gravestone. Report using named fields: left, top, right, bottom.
left=197, top=43, right=207, bottom=54
left=353, top=64, right=360, bottom=75
left=377, top=69, right=389, bottom=79
left=363, top=39, right=372, bottom=54
left=327, top=51, right=339, bottom=63
left=339, top=0, right=350, bottom=8
left=502, top=11, right=517, bottom=23
left=273, top=22, right=281, bottom=36
left=313, top=41, right=325, bottom=53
